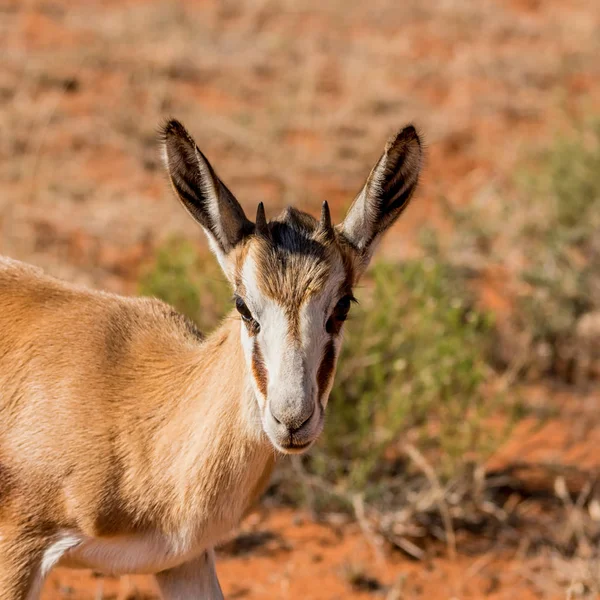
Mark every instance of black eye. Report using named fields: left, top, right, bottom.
left=335, top=296, right=352, bottom=319
left=235, top=296, right=253, bottom=321
left=235, top=296, right=261, bottom=334
left=326, top=294, right=355, bottom=334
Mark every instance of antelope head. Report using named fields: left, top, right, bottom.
left=161, top=120, right=423, bottom=454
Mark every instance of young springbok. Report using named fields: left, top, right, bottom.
left=0, top=119, right=423, bottom=599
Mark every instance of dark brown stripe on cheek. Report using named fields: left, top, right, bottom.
left=252, top=341, right=268, bottom=397
left=317, top=340, right=337, bottom=400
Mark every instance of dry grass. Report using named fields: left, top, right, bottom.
left=448, top=117, right=600, bottom=384
left=1, top=0, right=599, bottom=285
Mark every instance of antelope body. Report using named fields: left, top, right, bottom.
left=0, top=119, right=423, bottom=599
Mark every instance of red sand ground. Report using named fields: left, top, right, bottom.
left=43, top=509, right=550, bottom=600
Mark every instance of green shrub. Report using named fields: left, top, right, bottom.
left=138, top=238, right=230, bottom=333
left=445, top=118, right=600, bottom=382
left=515, top=119, right=600, bottom=378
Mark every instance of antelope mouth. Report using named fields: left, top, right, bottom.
left=280, top=439, right=313, bottom=453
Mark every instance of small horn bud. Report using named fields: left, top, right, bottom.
left=318, top=201, right=334, bottom=240
left=255, top=202, right=271, bottom=240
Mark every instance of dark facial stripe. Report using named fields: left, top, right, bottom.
left=317, top=339, right=337, bottom=401
left=252, top=341, right=268, bottom=397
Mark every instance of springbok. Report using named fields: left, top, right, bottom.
left=0, top=119, right=423, bottom=599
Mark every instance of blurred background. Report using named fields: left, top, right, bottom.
left=1, top=0, right=599, bottom=598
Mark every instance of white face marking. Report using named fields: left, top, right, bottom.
left=242, top=256, right=290, bottom=378
left=238, top=255, right=290, bottom=410
left=238, top=248, right=348, bottom=453
left=299, top=265, right=346, bottom=409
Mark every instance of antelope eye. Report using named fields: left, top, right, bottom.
left=235, top=296, right=254, bottom=322
left=326, top=294, right=355, bottom=334
left=334, top=295, right=353, bottom=320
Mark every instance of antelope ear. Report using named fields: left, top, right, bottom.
left=339, top=125, right=423, bottom=276
left=161, top=119, right=254, bottom=274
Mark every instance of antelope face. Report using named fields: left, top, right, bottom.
left=162, top=119, right=423, bottom=454
left=232, top=208, right=355, bottom=452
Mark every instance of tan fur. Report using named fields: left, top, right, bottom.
left=0, top=256, right=273, bottom=596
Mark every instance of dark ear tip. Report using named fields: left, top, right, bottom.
left=384, top=124, right=424, bottom=160
left=395, top=124, right=421, bottom=145
left=158, top=118, right=188, bottom=144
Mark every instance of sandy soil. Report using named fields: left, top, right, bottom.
left=1, top=0, right=599, bottom=598
left=42, top=509, right=553, bottom=600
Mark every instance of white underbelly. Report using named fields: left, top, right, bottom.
left=54, top=530, right=204, bottom=575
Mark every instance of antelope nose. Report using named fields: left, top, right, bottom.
left=270, top=402, right=315, bottom=433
